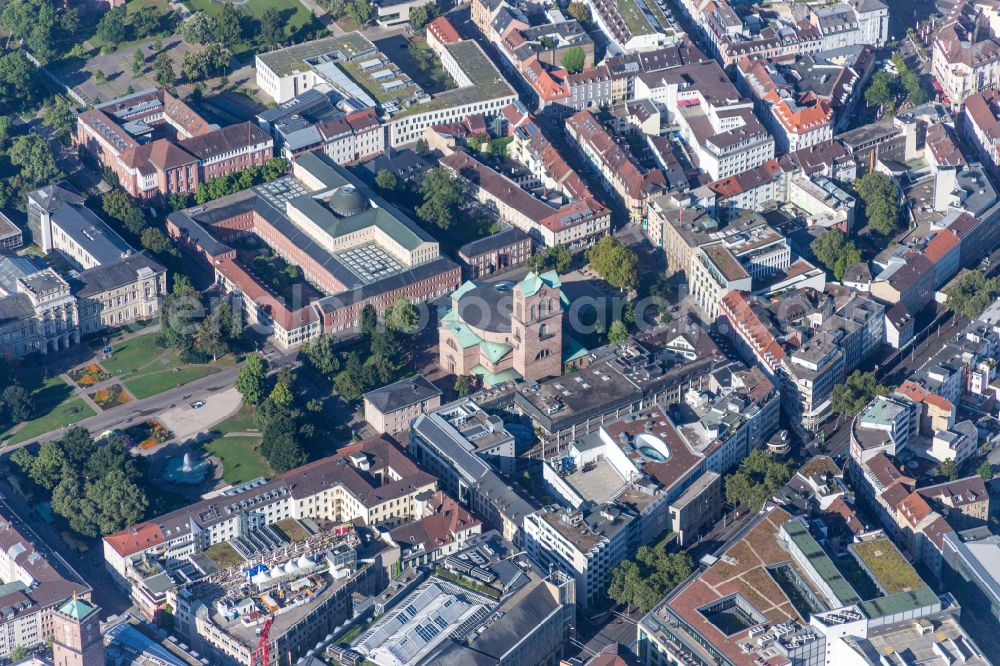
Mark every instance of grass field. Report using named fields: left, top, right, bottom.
left=2, top=374, right=92, bottom=445
left=203, top=435, right=271, bottom=485
left=7, top=399, right=96, bottom=445
left=213, top=403, right=258, bottom=433
left=124, top=366, right=221, bottom=400
left=101, top=332, right=170, bottom=377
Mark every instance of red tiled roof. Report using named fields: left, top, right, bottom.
left=923, top=229, right=960, bottom=263
left=104, top=522, right=166, bottom=558
left=427, top=16, right=461, bottom=44
left=719, top=290, right=785, bottom=368
left=898, top=491, right=933, bottom=527
left=826, top=496, right=865, bottom=536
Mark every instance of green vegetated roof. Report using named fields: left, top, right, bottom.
left=783, top=520, right=861, bottom=606
left=392, top=41, right=514, bottom=119
left=257, top=33, right=373, bottom=76
left=859, top=586, right=939, bottom=619
left=850, top=539, right=925, bottom=595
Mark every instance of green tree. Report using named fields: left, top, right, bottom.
left=9, top=645, right=28, bottom=662
left=168, top=192, right=191, bottom=211
left=608, top=559, right=642, bottom=612
left=60, top=427, right=96, bottom=471
left=386, top=296, right=419, bottom=334
left=270, top=381, right=293, bottom=407
left=359, top=304, right=378, bottom=338
left=133, top=49, right=145, bottom=77
left=102, top=190, right=133, bottom=223
left=194, top=316, right=227, bottom=360
left=856, top=171, right=900, bottom=236
left=608, top=319, right=629, bottom=343
left=416, top=167, right=463, bottom=229
left=940, top=459, right=959, bottom=482
left=214, top=3, right=245, bottom=46
left=375, top=169, right=399, bottom=192
left=260, top=7, right=286, bottom=45
left=141, top=227, right=173, bottom=254
left=830, top=370, right=889, bottom=417
left=0, top=50, right=42, bottom=113
left=182, top=43, right=231, bottom=82
left=299, top=333, right=340, bottom=375
left=864, top=71, right=893, bottom=109
left=1, top=385, right=31, bottom=423
left=347, top=0, right=372, bottom=25
left=153, top=52, right=175, bottom=87
left=85, top=441, right=140, bottom=484
left=944, top=270, right=1000, bottom=318
left=8, top=134, right=61, bottom=189
left=810, top=229, right=862, bottom=281
left=566, top=1, right=591, bottom=24
left=409, top=2, right=439, bottom=29
left=130, top=6, right=161, bottom=39
left=0, top=116, right=12, bottom=148
left=527, top=245, right=572, bottom=273
left=236, top=353, right=269, bottom=405
left=335, top=352, right=366, bottom=401
left=51, top=470, right=95, bottom=536
left=608, top=548, right=693, bottom=613
left=263, top=428, right=308, bottom=472
left=181, top=11, right=217, bottom=44
left=978, top=461, right=993, bottom=482
left=725, top=450, right=791, bottom=512
left=561, top=46, right=585, bottom=74
left=95, top=6, right=127, bottom=49
left=586, top=236, right=638, bottom=289
left=454, top=374, right=476, bottom=397
left=85, top=468, right=148, bottom=535
left=43, top=100, right=75, bottom=144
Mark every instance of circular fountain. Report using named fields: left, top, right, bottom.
left=161, top=451, right=212, bottom=485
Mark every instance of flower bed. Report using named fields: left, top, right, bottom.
left=127, top=419, right=173, bottom=450
left=89, top=384, right=131, bottom=409
left=69, top=363, right=109, bottom=387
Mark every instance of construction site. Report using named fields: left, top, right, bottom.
left=167, top=525, right=385, bottom=666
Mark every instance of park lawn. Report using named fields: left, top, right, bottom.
left=124, top=366, right=221, bottom=399
left=213, top=403, right=258, bottom=434
left=203, top=435, right=271, bottom=485
left=7, top=399, right=96, bottom=445
left=100, top=332, right=173, bottom=377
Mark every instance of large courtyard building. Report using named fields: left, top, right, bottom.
left=637, top=506, right=987, bottom=666
left=75, top=89, right=273, bottom=199
left=254, top=26, right=517, bottom=148
left=103, top=437, right=435, bottom=593
left=167, top=151, right=459, bottom=348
